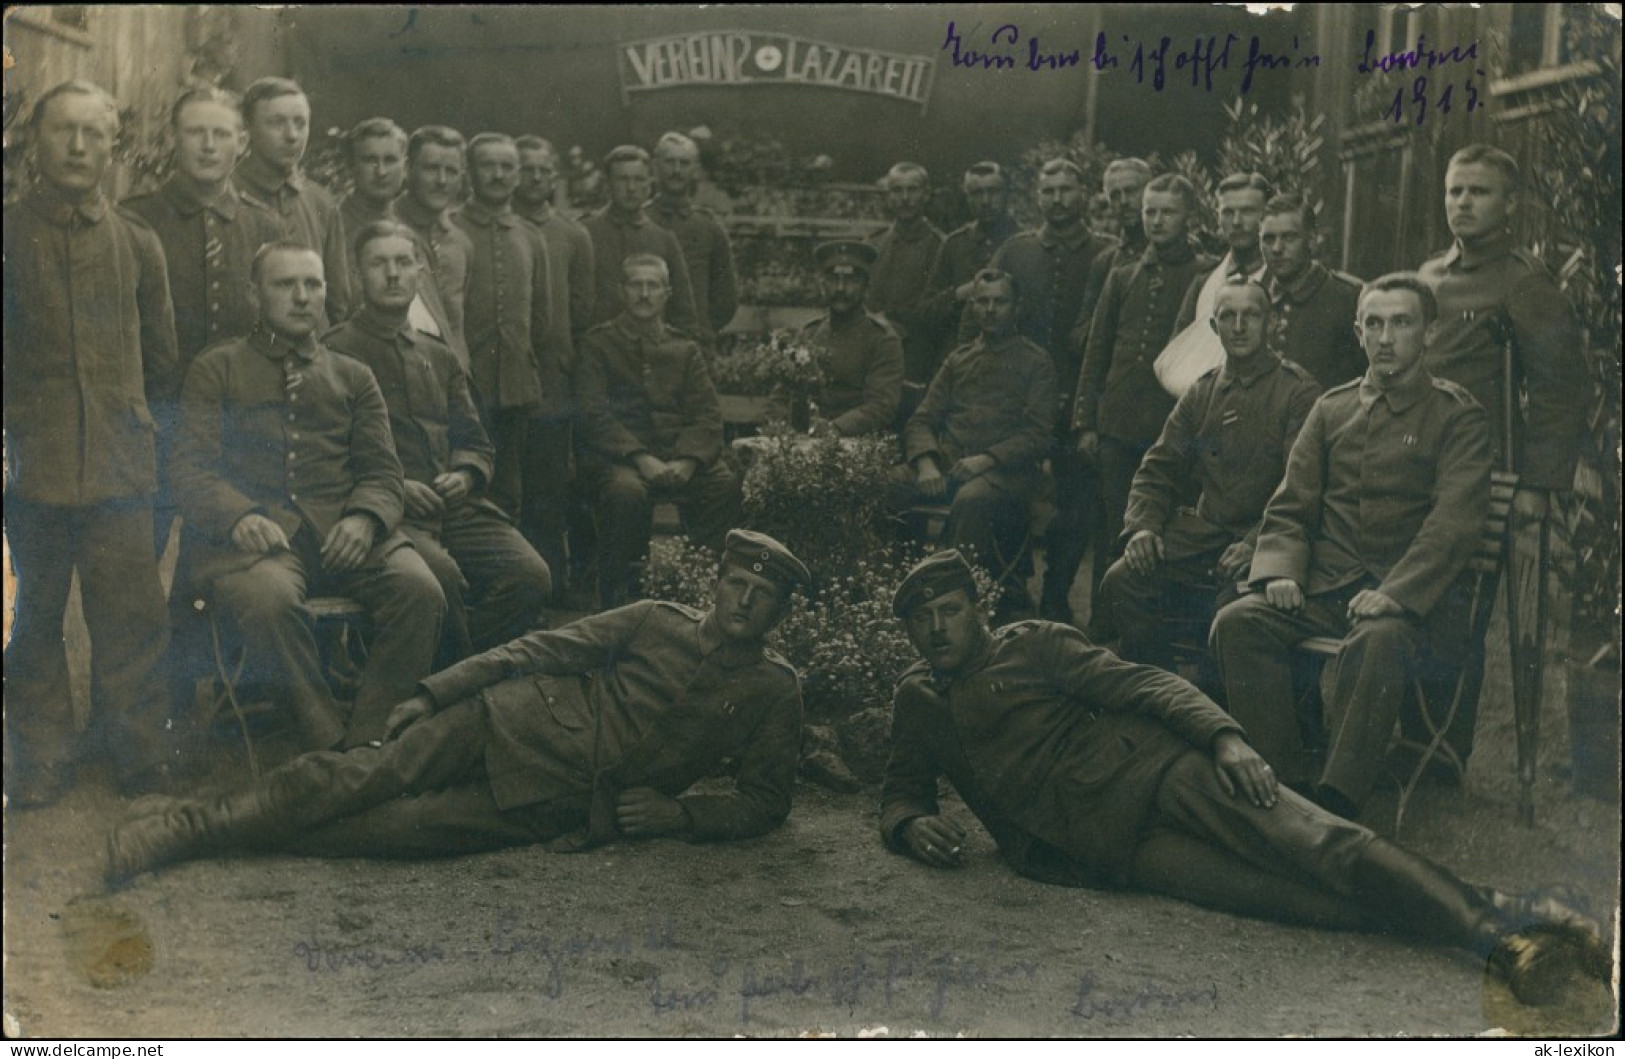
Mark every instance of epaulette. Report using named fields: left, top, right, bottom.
left=995, top=619, right=1044, bottom=639
left=1327, top=268, right=1364, bottom=289
left=1194, top=364, right=1223, bottom=384
left=761, top=646, right=801, bottom=681
left=649, top=599, right=707, bottom=622
left=897, top=658, right=934, bottom=684
left=320, top=320, right=351, bottom=344
left=1430, top=376, right=1479, bottom=405
left=866, top=311, right=901, bottom=336
left=1508, top=247, right=1557, bottom=277
left=1277, top=357, right=1318, bottom=383
left=582, top=319, right=619, bottom=339
left=1323, top=376, right=1363, bottom=397
left=661, top=321, right=703, bottom=344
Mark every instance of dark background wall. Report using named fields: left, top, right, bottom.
left=263, top=5, right=1301, bottom=182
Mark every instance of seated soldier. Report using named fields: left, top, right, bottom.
left=325, top=221, right=552, bottom=667
left=882, top=550, right=1609, bottom=1009
left=1209, top=274, right=1490, bottom=817
left=575, top=253, right=744, bottom=609
left=1097, top=278, right=1320, bottom=680
left=107, top=530, right=807, bottom=881
left=171, top=241, right=446, bottom=750
left=891, top=269, right=1055, bottom=620
left=768, top=240, right=903, bottom=436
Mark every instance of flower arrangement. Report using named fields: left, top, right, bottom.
left=707, top=329, right=824, bottom=397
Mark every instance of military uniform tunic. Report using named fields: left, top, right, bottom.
left=771, top=311, right=904, bottom=436
left=235, top=152, right=351, bottom=325
left=172, top=328, right=444, bottom=748
left=1210, top=370, right=1492, bottom=805
left=397, top=195, right=475, bottom=366
left=3, top=188, right=180, bottom=785
left=1264, top=262, right=1365, bottom=389
left=867, top=217, right=946, bottom=386
left=242, top=600, right=803, bottom=858
left=1418, top=230, right=1589, bottom=489
left=650, top=195, right=739, bottom=343
left=921, top=214, right=1020, bottom=353
left=325, top=312, right=551, bottom=661
left=581, top=205, right=700, bottom=333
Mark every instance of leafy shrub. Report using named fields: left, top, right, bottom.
left=738, top=430, right=898, bottom=572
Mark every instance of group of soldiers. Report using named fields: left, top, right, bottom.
left=3, top=74, right=1608, bottom=1008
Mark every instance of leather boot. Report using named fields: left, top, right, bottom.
left=105, top=787, right=285, bottom=885
left=1349, top=838, right=1610, bottom=1006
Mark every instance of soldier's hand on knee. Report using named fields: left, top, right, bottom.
left=383, top=694, right=434, bottom=740
left=950, top=454, right=995, bottom=482
left=1263, top=578, right=1304, bottom=613
left=431, top=470, right=475, bottom=508
left=322, top=514, right=377, bottom=572
left=1216, top=541, right=1253, bottom=581
left=231, top=513, right=290, bottom=556
left=1212, top=732, right=1278, bottom=809
left=1347, top=588, right=1403, bottom=621
left=914, top=457, right=946, bottom=500
left=1075, top=431, right=1100, bottom=460
left=633, top=453, right=668, bottom=485
left=615, top=788, right=692, bottom=837
left=667, top=458, right=699, bottom=488
left=404, top=479, right=446, bottom=520
left=901, top=816, right=966, bottom=868
left=1125, top=530, right=1164, bottom=575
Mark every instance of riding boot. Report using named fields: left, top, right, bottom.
left=106, top=786, right=290, bottom=885
left=1349, top=837, right=1609, bottom=1005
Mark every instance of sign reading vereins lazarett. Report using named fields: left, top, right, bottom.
left=617, top=31, right=936, bottom=109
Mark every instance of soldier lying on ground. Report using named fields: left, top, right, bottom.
left=880, top=549, right=1610, bottom=1008
left=106, top=530, right=808, bottom=880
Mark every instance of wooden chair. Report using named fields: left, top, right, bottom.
left=1295, top=469, right=1518, bottom=834
left=190, top=594, right=371, bottom=777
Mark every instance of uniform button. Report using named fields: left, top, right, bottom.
left=289, top=493, right=298, bottom=501
left=210, top=303, right=220, bottom=313
left=291, top=432, right=300, bottom=440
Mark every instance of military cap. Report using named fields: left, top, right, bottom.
left=814, top=240, right=879, bottom=276
left=892, top=549, right=980, bottom=618
left=722, top=529, right=812, bottom=593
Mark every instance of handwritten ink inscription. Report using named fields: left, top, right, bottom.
left=941, top=21, right=1486, bottom=125
left=289, top=914, right=1220, bottom=1026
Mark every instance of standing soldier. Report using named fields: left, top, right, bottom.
left=5, top=82, right=181, bottom=804
left=451, top=132, right=555, bottom=519
left=921, top=161, right=1020, bottom=358
left=582, top=145, right=699, bottom=333
left=867, top=161, right=946, bottom=422
left=396, top=125, right=475, bottom=368
left=650, top=131, right=740, bottom=349
left=514, top=134, right=596, bottom=587
left=1259, top=193, right=1365, bottom=388
left=337, top=117, right=456, bottom=350
left=124, top=85, right=281, bottom=552
left=1077, top=158, right=1154, bottom=338
left=233, top=77, right=350, bottom=325
left=991, top=158, right=1114, bottom=626
left=1417, top=145, right=1591, bottom=770
left=1074, top=174, right=1217, bottom=630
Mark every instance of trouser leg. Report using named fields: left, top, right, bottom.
left=1095, top=437, right=1150, bottom=570
left=1210, top=592, right=1346, bottom=787
left=945, top=475, right=1030, bottom=609
left=1320, top=614, right=1426, bottom=809
left=76, top=499, right=174, bottom=780
left=207, top=551, right=347, bottom=752
left=107, top=698, right=492, bottom=879
left=401, top=524, right=473, bottom=668
left=288, top=786, right=579, bottom=858
left=4, top=500, right=83, bottom=787
left=1148, top=751, right=1508, bottom=949
left=486, top=407, right=530, bottom=522
left=334, top=545, right=446, bottom=747
left=594, top=464, right=652, bottom=608
left=519, top=414, right=573, bottom=588
left=440, top=506, right=551, bottom=650
left=1129, top=827, right=1375, bottom=932
left=675, top=459, right=743, bottom=554
left=1040, top=448, right=1100, bottom=623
